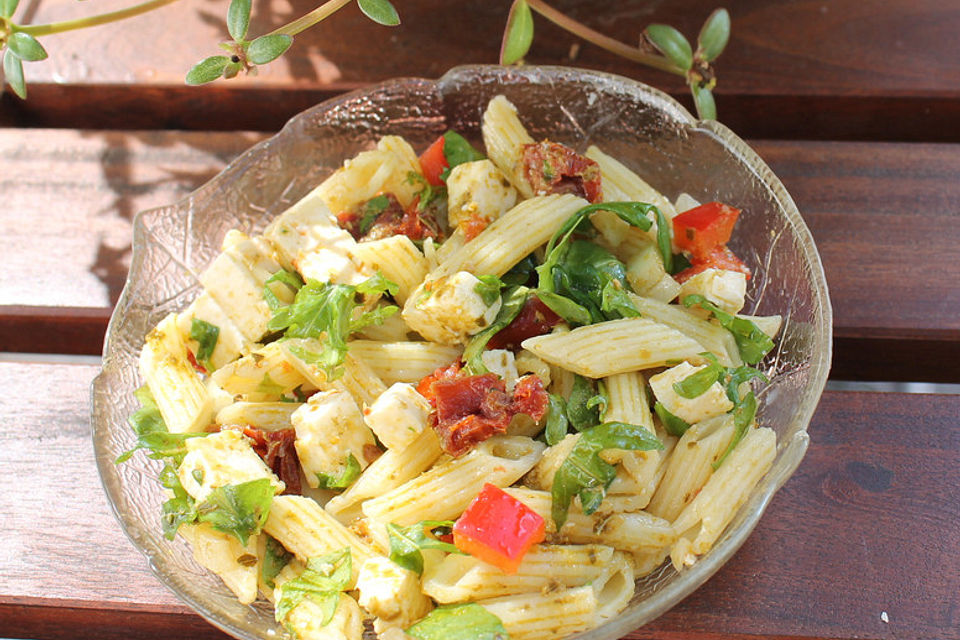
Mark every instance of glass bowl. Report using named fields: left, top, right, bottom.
left=92, top=64, right=832, bottom=640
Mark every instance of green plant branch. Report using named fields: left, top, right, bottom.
left=17, top=0, right=182, bottom=37
left=525, top=0, right=686, bottom=77
left=267, top=0, right=352, bottom=38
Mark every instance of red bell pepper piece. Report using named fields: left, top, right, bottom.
left=675, top=245, right=752, bottom=283
left=419, top=135, right=448, bottom=187
left=453, top=483, right=545, bottom=574
left=673, top=201, right=740, bottom=260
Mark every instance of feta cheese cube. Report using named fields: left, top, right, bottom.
left=678, top=268, right=747, bottom=314
left=446, top=160, right=518, bottom=232
left=292, top=390, right=376, bottom=489
left=363, top=383, right=432, bottom=451
left=402, top=271, right=502, bottom=345
left=648, top=362, right=733, bottom=425
left=178, top=429, right=284, bottom=502
left=481, top=348, right=519, bottom=391
left=357, top=556, right=433, bottom=627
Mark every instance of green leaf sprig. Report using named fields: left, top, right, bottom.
left=275, top=547, right=352, bottom=625
left=463, top=286, right=529, bottom=375
left=189, top=318, right=220, bottom=372
left=681, top=294, right=775, bottom=364
left=407, top=603, right=510, bottom=640
left=261, top=534, right=293, bottom=589
left=314, top=453, right=361, bottom=490
left=115, top=387, right=204, bottom=465
left=196, top=477, right=275, bottom=545
left=387, top=520, right=462, bottom=576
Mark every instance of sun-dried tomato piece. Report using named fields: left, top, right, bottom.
left=487, top=295, right=562, bottom=350
left=241, top=426, right=302, bottom=495
left=521, top=141, right=602, bottom=203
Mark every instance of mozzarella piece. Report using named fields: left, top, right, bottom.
left=292, top=390, right=375, bottom=489
left=678, top=268, right=747, bottom=314
left=176, top=292, right=249, bottom=372
left=446, top=159, right=518, bottom=233
left=402, top=271, right=502, bottom=345
left=648, top=362, right=733, bottom=425
left=356, top=556, right=432, bottom=628
left=177, top=429, right=284, bottom=502
left=481, top=348, right=519, bottom=391
left=363, top=383, right=432, bottom=451
left=283, top=592, right=364, bottom=640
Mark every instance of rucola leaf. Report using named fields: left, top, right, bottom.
left=185, top=55, right=230, bottom=85
left=501, top=0, right=534, bottom=65
left=357, top=0, right=400, bottom=26
left=227, top=0, right=251, bottom=42
left=247, top=34, right=292, bottom=65
left=7, top=32, right=47, bottom=62
left=407, top=603, right=509, bottom=640
left=3, top=51, right=26, bottom=99
left=645, top=23, right=693, bottom=71
left=698, top=8, right=731, bottom=62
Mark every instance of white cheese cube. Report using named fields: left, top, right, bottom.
left=178, top=429, right=284, bottom=502
left=446, top=160, right=518, bottom=232
left=363, top=383, right=432, bottom=451
left=648, top=362, right=733, bottom=425
left=481, top=348, right=519, bottom=391
left=678, top=268, right=747, bottom=314
left=402, top=271, right=502, bottom=345
left=292, top=390, right=375, bottom=489
left=356, top=556, right=433, bottom=628
left=177, top=292, right=249, bottom=372
left=284, top=592, right=364, bottom=640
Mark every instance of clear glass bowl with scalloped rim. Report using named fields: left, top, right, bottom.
left=92, top=64, right=832, bottom=640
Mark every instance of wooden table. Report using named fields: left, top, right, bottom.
left=1, top=2, right=958, bottom=639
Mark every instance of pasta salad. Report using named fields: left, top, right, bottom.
left=122, top=94, right=782, bottom=640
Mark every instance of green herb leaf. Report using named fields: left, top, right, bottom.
left=566, top=374, right=604, bottom=432
left=185, top=55, right=231, bottom=85
left=275, top=547, right=352, bottom=624
left=544, top=394, right=569, bottom=445
left=439, top=130, right=486, bottom=181
left=673, top=360, right=724, bottom=399
left=725, top=364, right=768, bottom=403
left=474, top=274, right=505, bottom=307
left=463, top=286, right=529, bottom=375
left=692, top=83, right=717, bottom=120
left=357, top=0, right=400, bottom=26
left=247, top=34, right=292, bottom=65
left=654, top=401, right=692, bottom=437
left=407, top=603, right=509, bottom=640
left=315, top=453, right=361, bottom=490
left=387, top=520, right=460, bottom=575
left=501, top=253, right=537, bottom=287
left=713, top=390, right=756, bottom=469
left=533, top=289, right=591, bottom=326
left=355, top=271, right=400, bottom=297
left=698, top=8, right=731, bottom=62
left=652, top=206, right=674, bottom=274
left=159, top=463, right=198, bottom=539
left=645, top=23, right=693, bottom=71
left=682, top=295, right=774, bottom=364
left=196, top=478, right=274, bottom=546
left=262, top=534, right=293, bottom=589
left=357, top=195, right=391, bottom=235
left=551, top=422, right=663, bottom=529
left=189, top=318, right=220, bottom=372
left=2, top=51, right=25, bottom=99
left=1, top=0, right=20, bottom=18
left=116, top=387, right=203, bottom=464
left=500, top=0, right=534, bottom=65
left=263, top=268, right=305, bottom=312
left=226, top=0, right=251, bottom=41
left=600, top=281, right=642, bottom=319
left=7, top=32, right=47, bottom=62
left=669, top=251, right=693, bottom=275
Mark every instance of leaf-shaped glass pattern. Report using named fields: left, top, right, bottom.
left=93, top=65, right=832, bottom=640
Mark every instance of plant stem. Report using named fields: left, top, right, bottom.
left=525, top=0, right=686, bottom=77
left=267, top=0, right=352, bottom=37
left=17, top=0, right=182, bottom=36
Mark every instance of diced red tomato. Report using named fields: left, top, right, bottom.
left=674, top=245, right=752, bottom=283
left=453, top=483, right=545, bottom=574
left=487, top=295, right=562, bottom=350
left=673, top=202, right=740, bottom=260
left=419, top=135, right=449, bottom=186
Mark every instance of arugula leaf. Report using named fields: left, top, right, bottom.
left=566, top=375, right=605, bottom=432
left=406, top=171, right=446, bottom=212
left=474, top=274, right=505, bottom=306
left=551, top=422, right=664, bottom=529
left=439, top=130, right=486, bottom=182
left=116, top=387, right=203, bottom=464
left=652, top=206, right=674, bottom=274
left=387, top=520, right=461, bottom=575
left=196, top=478, right=274, bottom=546
left=263, top=269, right=304, bottom=312
left=189, top=318, right=220, bottom=372
left=654, top=401, right=692, bottom=437
left=159, top=463, right=198, bottom=539
left=544, top=394, right=569, bottom=445
left=355, top=271, right=400, bottom=298
left=672, top=359, right=724, bottom=399
left=407, top=603, right=509, bottom=640
left=262, top=534, right=293, bottom=589
left=542, top=202, right=656, bottom=260
left=275, top=547, right=352, bottom=624
left=682, top=294, right=774, bottom=364
left=600, top=280, right=642, bottom=319
left=463, top=286, right=529, bottom=374
left=532, top=289, right=591, bottom=326
left=357, top=194, right=391, bottom=235
left=713, top=391, right=758, bottom=469
left=315, top=453, right=361, bottom=490
left=501, top=253, right=538, bottom=287
left=669, top=251, right=693, bottom=275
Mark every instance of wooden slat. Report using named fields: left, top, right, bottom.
left=3, top=1, right=960, bottom=140
left=2, top=130, right=959, bottom=381
left=1, top=361, right=957, bottom=639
